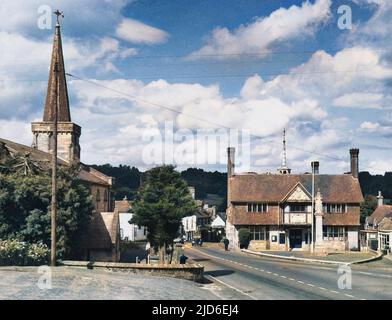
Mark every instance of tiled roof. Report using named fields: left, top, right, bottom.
left=0, top=138, right=111, bottom=186
left=379, top=217, right=392, bottom=231
left=229, top=174, right=363, bottom=203
left=368, top=205, right=392, bottom=225
left=114, top=200, right=132, bottom=213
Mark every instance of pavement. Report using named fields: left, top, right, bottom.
left=243, top=249, right=379, bottom=264
left=185, top=246, right=392, bottom=300
left=0, top=266, right=221, bottom=300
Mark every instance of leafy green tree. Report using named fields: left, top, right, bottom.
left=132, top=165, right=197, bottom=263
left=360, top=195, right=378, bottom=225
left=238, top=228, right=251, bottom=249
left=0, top=165, right=94, bottom=259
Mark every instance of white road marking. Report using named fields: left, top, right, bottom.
left=356, top=271, right=392, bottom=279
left=188, top=247, right=368, bottom=300
left=205, top=275, right=257, bottom=300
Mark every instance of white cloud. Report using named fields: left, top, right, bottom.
left=188, top=0, right=331, bottom=60
left=360, top=121, right=392, bottom=136
left=0, top=119, right=31, bottom=146
left=0, top=0, right=134, bottom=36
left=0, top=30, right=137, bottom=119
left=240, top=47, right=392, bottom=109
left=116, top=18, right=169, bottom=44
left=333, top=92, right=384, bottom=109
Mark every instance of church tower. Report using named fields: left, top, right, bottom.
left=31, top=16, right=81, bottom=163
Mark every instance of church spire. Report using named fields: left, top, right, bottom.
left=32, top=11, right=81, bottom=163
left=43, top=10, right=71, bottom=122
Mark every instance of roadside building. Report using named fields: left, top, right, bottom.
left=361, top=192, right=392, bottom=253
left=211, top=212, right=226, bottom=242
left=181, top=188, right=216, bottom=242
left=226, top=133, right=363, bottom=253
left=115, top=198, right=147, bottom=242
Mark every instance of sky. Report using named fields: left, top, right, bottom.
left=0, top=0, right=391, bottom=174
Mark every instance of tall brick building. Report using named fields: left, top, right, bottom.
left=226, top=141, right=363, bottom=253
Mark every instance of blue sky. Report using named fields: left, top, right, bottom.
left=0, top=0, right=391, bottom=174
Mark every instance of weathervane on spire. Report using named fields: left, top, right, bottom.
left=54, top=10, right=64, bottom=26
left=278, top=128, right=291, bottom=175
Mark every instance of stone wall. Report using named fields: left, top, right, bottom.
left=61, top=260, right=204, bottom=282
left=248, top=240, right=268, bottom=251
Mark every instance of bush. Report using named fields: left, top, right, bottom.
left=0, top=239, right=49, bottom=266
left=238, top=228, right=251, bottom=249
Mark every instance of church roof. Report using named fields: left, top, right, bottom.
left=43, top=22, right=71, bottom=122
left=0, top=138, right=111, bottom=186
left=229, top=174, right=363, bottom=203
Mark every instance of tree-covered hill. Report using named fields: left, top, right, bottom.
left=91, top=164, right=392, bottom=211
left=359, top=171, right=392, bottom=199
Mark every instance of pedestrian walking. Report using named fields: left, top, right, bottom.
left=223, top=238, right=229, bottom=251
left=179, top=254, right=188, bottom=264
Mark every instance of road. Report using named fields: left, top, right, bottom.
left=186, top=246, right=392, bottom=300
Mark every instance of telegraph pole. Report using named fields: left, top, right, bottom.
left=310, top=162, right=315, bottom=254
left=50, top=60, right=59, bottom=267
left=50, top=10, right=63, bottom=267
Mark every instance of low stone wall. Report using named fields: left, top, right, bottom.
left=60, top=260, right=204, bottom=282
left=248, top=240, right=268, bottom=251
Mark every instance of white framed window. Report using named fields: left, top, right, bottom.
left=380, top=234, right=390, bottom=250
left=323, top=226, right=347, bottom=241
left=323, top=204, right=347, bottom=213
left=289, top=204, right=308, bottom=212
left=247, top=203, right=268, bottom=213
left=249, top=226, right=269, bottom=240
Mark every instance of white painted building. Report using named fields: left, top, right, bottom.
left=115, top=199, right=147, bottom=242
left=119, top=213, right=147, bottom=242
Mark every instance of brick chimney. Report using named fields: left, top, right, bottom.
left=377, top=191, right=384, bottom=207
left=227, top=147, right=235, bottom=178
left=350, top=149, right=359, bottom=178
left=311, top=161, right=320, bottom=174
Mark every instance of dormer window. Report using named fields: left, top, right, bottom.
left=247, top=203, right=268, bottom=213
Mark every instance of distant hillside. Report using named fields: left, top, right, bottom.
left=359, top=171, right=392, bottom=199
left=90, top=164, right=392, bottom=210
left=90, top=165, right=227, bottom=211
